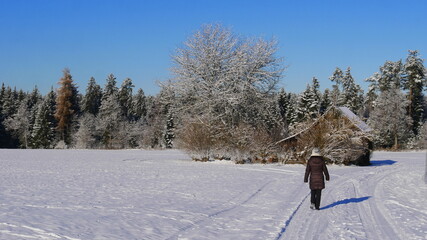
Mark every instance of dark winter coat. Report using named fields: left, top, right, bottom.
left=304, top=156, right=330, bottom=190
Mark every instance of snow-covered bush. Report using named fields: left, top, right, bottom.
left=55, top=140, right=68, bottom=149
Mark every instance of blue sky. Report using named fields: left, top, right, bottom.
left=0, top=0, right=426, bottom=96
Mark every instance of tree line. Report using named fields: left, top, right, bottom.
left=0, top=24, right=426, bottom=157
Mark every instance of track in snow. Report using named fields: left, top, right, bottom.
left=276, top=153, right=427, bottom=240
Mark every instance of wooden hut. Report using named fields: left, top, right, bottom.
left=277, top=107, right=372, bottom=165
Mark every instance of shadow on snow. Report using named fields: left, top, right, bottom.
left=321, top=196, right=371, bottom=210
left=369, top=160, right=397, bottom=166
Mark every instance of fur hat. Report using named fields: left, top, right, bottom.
left=311, top=148, right=322, bottom=157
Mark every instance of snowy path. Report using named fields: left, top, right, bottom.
left=278, top=152, right=427, bottom=240
left=0, top=150, right=426, bottom=240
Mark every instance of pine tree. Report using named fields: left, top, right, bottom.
left=98, top=92, right=124, bottom=148
left=0, top=83, right=10, bottom=147
left=118, top=78, right=134, bottom=120
left=1, top=86, right=18, bottom=117
left=131, top=88, right=147, bottom=122
left=320, top=89, right=332, bottom=114
left=286, top=93, right=298, bottom=126
left=3, top=100, right=31, bottom=148
left=365, top=60, right=404, bottom=118
left=103, top=74, right=118, bottom=98
left=341, top=67, right=364, bottom=112
left=55, top=68, right=80, bottom=145
left=277, top=88, right=289, bottom=127
left=296, top=84, right=314, bottom=121
left=30, top=89, right=57, bottom=148
left=311, top=77, right=321, bottom=114
left=402, top=50, right=426, bottom=134
left=329, top=67, right=344, bottom=105
left=82, top=77, right=102, bottom=116
left=74, top=113, right=98, bottom=149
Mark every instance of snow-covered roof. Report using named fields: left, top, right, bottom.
left=276, top=106, right=371, bottom=145
left=337, top=107, right=372, bottom=132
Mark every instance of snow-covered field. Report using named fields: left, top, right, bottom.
left=0, top=149, right=426, bottom=240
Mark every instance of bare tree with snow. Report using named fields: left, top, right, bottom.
left=167, top=24, right=285, bottom=159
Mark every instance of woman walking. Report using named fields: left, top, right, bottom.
left=304, top=148, right=330, bottom=210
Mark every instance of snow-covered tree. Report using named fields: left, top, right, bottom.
left=96, top=73, right=126, bottom=148
left=3, top=100, right=31, bottom=148
left=329, top=67, right=344, bottom=105
left=340, top=67, right=364, bottom=112
left=296, top=79, right=320, bottom=121
left=277, top=88, right=290, bottom=128
left=30, top=89, right=57, bottom=148
left=74, top=113, right=98, bottom=149
left=131, top=88, right=147, bottom=122
left=320, top=89, right=332, bottom=114
left=98, top=92, right=124, bottom=149
left=82, top=77, right=102, bottom=116
left=1, top=86, right=19, bottom=117
left=296, top=84, right=313, bottom=121
left=286, top=93, right=298, bottom=126
left=118, top=78, right=134, bottom=120
left=168, top=23, right=284, bottom=158
left=141, top=95, right=166, bottom=148
left=402, top=50, right=426, bottom=134
left=103, top=74, right=119, bottom=98
left=163, top=111, right=175, bottom=148
left=368, top=88, right=413, bottom=149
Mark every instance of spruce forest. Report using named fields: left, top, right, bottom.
left=0, top=25, right=426, bottom=159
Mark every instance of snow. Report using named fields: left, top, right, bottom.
left=0, top=149, right=426, bottom=240
left=338, top=106, right=372, bottom=132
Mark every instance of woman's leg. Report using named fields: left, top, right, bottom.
left=311, top=190, right=316, bottom=204
left=310, top=190, right=316, bottom=209
left=315, top=189, right=322, bottom=210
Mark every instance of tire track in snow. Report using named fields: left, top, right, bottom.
left=165, top=180, right=274, bottom=240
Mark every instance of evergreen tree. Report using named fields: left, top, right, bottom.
left=402, top=50, right=426, bottom=134
left=74, top=113, right=98, bottom=149
left=296, top=80, right=320, bottom=121
left=296, top=84, right=314, bottom=121
left=0, top=84, right=10, bottom=147
left=365, top=60, right=404, bottom=118
left=55, top=68, right=80, bottom=145
left=1, top=86, right=18, bottom=117
left=30, top=89, right=57, bottom=148
left=98, top=92, right=124, bottom=148
left=103, top=74, right=118, bottom=98
left=341, top=67, right=364, bottom=112
left=118, top=78, right=134, bottom=120
left=320, top=89, right=332, bottom=114
left=286, top=93, right=298, bottom=126
left=131, top=88, right=147, bottom=121
left=312, top=77, right=321, bottom=103
left=82, top=77, right=102, bottom=116
left=3, top=100, right=31, bottom=148
left=329, top=67, right=344, bottom=105
left=366, top=60, right=403, bottom=99
left=277, top=88, right=289, bottom=127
